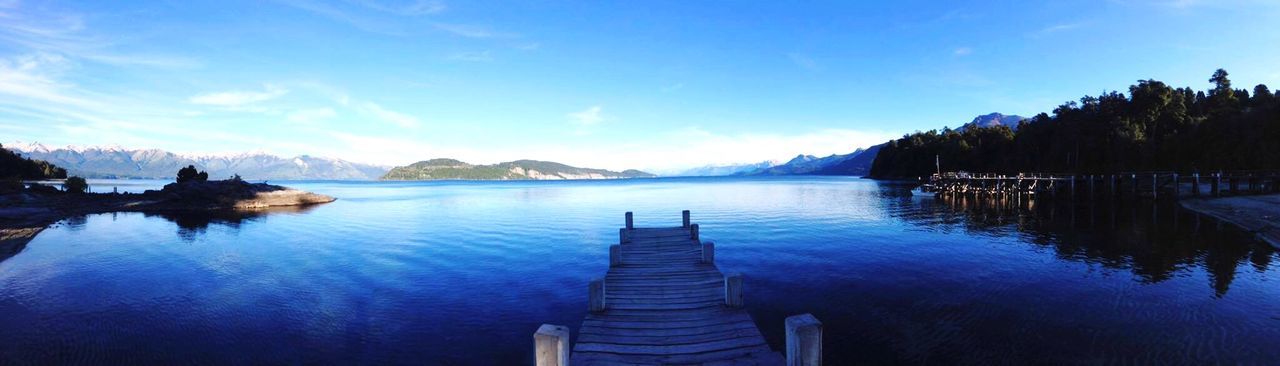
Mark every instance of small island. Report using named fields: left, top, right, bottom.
left=381, top=158, right=655, bottom=180
left=1, top=163, right=335, bottom=256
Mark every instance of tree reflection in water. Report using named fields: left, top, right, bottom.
left=893, top=193, right=1275, bottom=298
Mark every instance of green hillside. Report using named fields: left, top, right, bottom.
left=381, top=158, right=655, bottom=180
left=1, top=143, right=67, bottom=180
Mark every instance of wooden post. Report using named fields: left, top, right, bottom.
left=701, top=242, right=715, bottom=264
left=785, top=314, right=823, bottom=366
left=1193, top=173, right=1200, bottom=196
left=1131, top=174, right=1137, bottom=198
left=1152, top=173, right=1157, bottom=200
left=690, top=223, right=699, bottom=241
left=624, top=211, right=633, bottom=229
left=609, top=244, right=622, bottom=267
left=618, top=228, right=630, bottom=244
left=534, top=324, right=570, bottom=366
left=1089, top=175, right=1095, bottom=200
left=1110, top=175, right=1116, bottom=197
left=1173, top=173, right=1179, bottom=198
left=724, top=273, right=743, bottom=307
left=589, top=278, right=606, bottom=312
left=1212, top=173, right=1221, bottom=196
left=682, top=210, right=691, bottom=228
left=1070, top=175, right=1076, bottom=200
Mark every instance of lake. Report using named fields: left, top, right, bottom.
left=1, top=177, right=1277, bottom=364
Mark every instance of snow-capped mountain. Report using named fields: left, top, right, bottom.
left=670, top=160, right=781, bottom=177
left=6, top=142, right=389, bottom=180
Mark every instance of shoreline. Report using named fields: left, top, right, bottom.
left=0, top=180, right=336, bottom=257
left=1179, top=194, right=1280, bottom=249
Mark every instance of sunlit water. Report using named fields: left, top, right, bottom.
left=1, top=177, right=1277, bottom=364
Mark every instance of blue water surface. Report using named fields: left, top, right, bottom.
left=1, top=177, right=1277, bottom=364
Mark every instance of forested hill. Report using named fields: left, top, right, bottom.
left=1, top=143, right=67, bottom=180
left=381, top=158, right=656, bottom=180
left=870, top=69, right=1280, bottom=178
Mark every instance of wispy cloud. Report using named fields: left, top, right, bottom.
left=352, top=0, right=447, bottom=16
left=787, top=53, right=820, bottom=71
left=189, top=85, right=288, bottom=106
left=433, top=23, right=517, bottom=39
left=569, top=106, right=604, bottom=126
left=1029, top=22, right=1085, bottom=37
left=362, top=102, right=421, bottom=128
left=661, top=83, right=685, bottom=93
left=287, top=107, right=337, bottom=124
left=953, top=47, right=973, bottom=56
left=447, top=50, right=493, bottom=62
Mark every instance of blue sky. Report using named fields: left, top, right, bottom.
left=1, top=0, right=1278, bottom=172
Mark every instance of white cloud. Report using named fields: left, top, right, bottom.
left=188, top=84, right=288, bottom=106
left=362, top=102, right=420, bottom=128
left=286, top=107, right=337, bottom=124
left=569, top=106, right=604, bottom=126
left=953, top=47, right=973, bottom=56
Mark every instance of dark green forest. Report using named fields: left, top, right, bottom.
left=1, top=143, right=67, bottom=180
left=869, top=69, right=1280, bottom=178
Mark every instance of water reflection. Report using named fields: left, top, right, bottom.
left=893, top=194, right=1275, bottom=298
left=141, top=206, right=320, bottom=241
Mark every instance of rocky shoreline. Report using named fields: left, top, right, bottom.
left=0, top=180, right=335, bottom=258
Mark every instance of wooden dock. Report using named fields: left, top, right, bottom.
left=534, top=211, right=822, bottom=366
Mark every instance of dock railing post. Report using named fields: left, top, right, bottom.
left=690, top=224, right=699, bottom=241
left=682, top=210, right=691, bottom=228
left=534, top=324, right=570, bottom=366
left=619, top=228, right=630, bottom=244
left=589, top=278, right=606, bottom=313
left=1152, top=173, right=1158, bottom=200
left=701, top=242, right=715, bottom=264
left=785, top=314, right=823, bottom=366
left=625, top=211, right=633, bottom=230
left=609, top=244, right=622, bottom=267
left=1193, top=173, right=1200, bottom=196
left=724, top=273, right=743, bottom=308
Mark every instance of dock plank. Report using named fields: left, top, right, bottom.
left=571, top=221, right=782, bottom=365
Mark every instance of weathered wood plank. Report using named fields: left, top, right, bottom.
left=572, top=220, right=783, bottom=364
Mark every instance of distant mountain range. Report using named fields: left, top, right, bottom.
left=7, top=142, right=388, bottom=180
left=672, top=161, right=781, bottom=177
left=381, top=158, right=655, bottom=180
left=956, top=112, right=1027, bottom=131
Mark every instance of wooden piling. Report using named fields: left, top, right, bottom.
left=690, top=223, right=700, bottom=241
left=702, top=241, right=715, bottom=264
left=624, top=211, right=633, bottom=229
left=618, top=228, right=630, bottom=244
left=725, top=273, right=743, bottom=308
left=785, top=314, right=823, bottom=366
left=682, top=210, right=691, bottom=228
left=609, top=244, right=622, bottom=267
left=588, top=278, right=606, bottom=312
left=1193, top=173, right=1200, bottom=196
left=1152, top=173, right=1158, bottom=200
left=534, top=324, right=571, bottom=366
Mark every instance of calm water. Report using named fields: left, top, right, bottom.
left=2, top=177, right=1277, bottom=364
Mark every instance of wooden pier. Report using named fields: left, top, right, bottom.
left=535, top=211, right=822, bottom=366
left=921, top=171, right=1280, bottom=201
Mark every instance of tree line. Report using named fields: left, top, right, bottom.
left=1, top=143, right=67, bottom=180
left=869, top=69, right=1280, bottom=178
